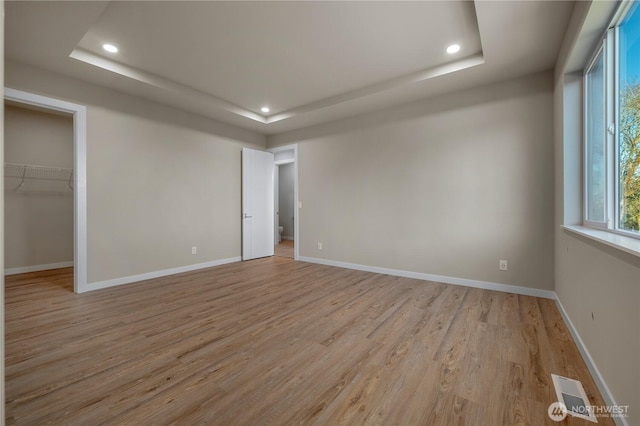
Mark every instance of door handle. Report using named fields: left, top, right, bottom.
left=244, top=213, right=252, bottom=219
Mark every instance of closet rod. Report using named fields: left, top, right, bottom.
left=4, top=163, right=74, bottom=190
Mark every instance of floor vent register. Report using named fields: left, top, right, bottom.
left=550, top=374, right=597, bottom=423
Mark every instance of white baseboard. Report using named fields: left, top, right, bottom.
left=297, top=256, right=555, bottom=299
left=5, top=261, right=74, bottom=275
left=554, top=297, right=627, bottom=426
left=84, top=257, right=241, bottom=293
left=282, top=236, right=294, bottom=241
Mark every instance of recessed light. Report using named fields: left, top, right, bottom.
left=261, top=107, right=270, bottom=113
left=102, top=44, right=118, bottom=53
left=446, top=44, right=461, bottom=54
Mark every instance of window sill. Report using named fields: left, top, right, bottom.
left=562, top=225, right=640, bottom=258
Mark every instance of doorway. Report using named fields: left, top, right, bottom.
left=240, top=145, right=299, bottom=261
left=4, top=102, right=74, bottom=286
left=4, top=88, right=88, bottom=293
left=275, top=163, right=295, bottom=258
left=269, top=144, right=298, bottom=260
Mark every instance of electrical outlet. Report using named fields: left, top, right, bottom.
left=499, top=260, right=508, bottom=271
left=317, top=242, right=323, bottom=250
left=298, top=201, right=303, bottom=209
left=192, top=246, right=197, bottom=255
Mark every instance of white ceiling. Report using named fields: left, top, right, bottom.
left=5, top=1, right=574, bottom=136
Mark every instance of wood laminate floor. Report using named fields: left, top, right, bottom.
left=5, top=258, right=612, bottom=425
left=275, top=240, right=294, bottom=259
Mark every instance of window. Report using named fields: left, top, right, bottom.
left=618, top=1, right=640, bottom=233
left=585, top=48, right=606, bottom=225
left=584, top=1, right=640, bottom=238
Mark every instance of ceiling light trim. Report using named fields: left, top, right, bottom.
left=446, top=44, right=461, bottom=54
left=102, top=43, right=118, bottom=53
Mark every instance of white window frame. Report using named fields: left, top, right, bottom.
left=583, top=42, right=608, bottom=229
left=583, top=1, right=640, bottom=241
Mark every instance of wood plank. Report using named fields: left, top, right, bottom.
left=5, top=260, right=614, bottom=425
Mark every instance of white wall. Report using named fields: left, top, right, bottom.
left=278, top=163, right=295, bottom=239
left=556, top=230, right=639, bottom=423
left=5, top=61, right=266, bottom=286
left=270, top=71, right=555, bottom=291
left=4, top=104, right=74, bottom=270
left=554, top=2, right=640, bottom=424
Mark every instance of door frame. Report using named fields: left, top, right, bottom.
left=274, top=164, right=279, bottom=245
left=268, top=144, right=299, bottom=260
left=4, top=88, right=88, bottom=293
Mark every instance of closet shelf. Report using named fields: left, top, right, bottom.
left=4, top=163, right=74, bottom=190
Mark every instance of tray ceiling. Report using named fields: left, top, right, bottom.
left=5, top=1, right=574, bottom=134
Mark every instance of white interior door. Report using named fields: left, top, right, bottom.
left=242, top=148, right=274, bottom=260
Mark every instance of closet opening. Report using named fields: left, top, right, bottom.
left=4, top=88, right=88, bottom=293
left=4, top=101, right=74, bottom=290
